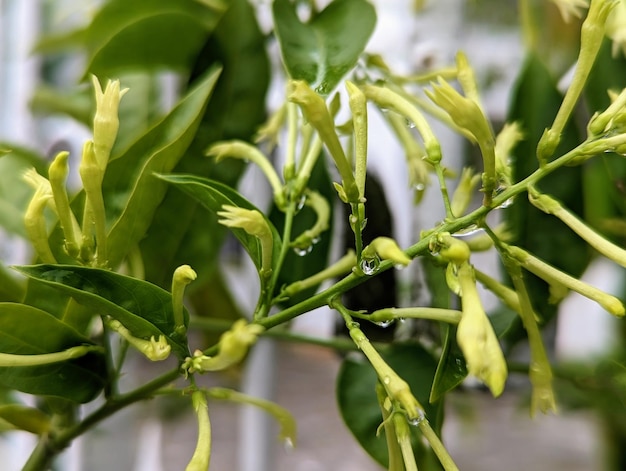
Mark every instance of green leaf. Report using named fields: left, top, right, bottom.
left=156, top=174, right=282, bottom=273
left=0, top=303, right=106, bottom=403
left=0, top=145, right=48, bottom=237
left=505, top=53, right=588, bottom=325
left=337, top=344, right=444, bottom=468
left=103, top=66, right=222, bottom=269
left=430, top=324, right=467, bottom=403
left=36, top=0, right=223, bottom=76
left=13, top=265, right=190, bottom=359
left=269, top=155, right=334, bottom=307
left=0, top=404, right=50, bottom=435
left=140, top=0, right=270, bottom=288
left=273, top=0, right=376, bottom=94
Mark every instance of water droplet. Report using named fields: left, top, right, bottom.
left=375, top=319, right=395, bottom=328
left=398, top=317, right=406, bottom=323
left=295, top=194, right=307, bottom=212
left=383, top=376, right=391, bottom=385
left=494, top=183, right=515, bottom=209
left=407, top=409, right=426, bottom=426
left=497, top=196, right=515, bottom=209
left=293, top=245, right=313, bottom=256
left=311, top=235, right=321, bottom=245
left=283, top=437, right=295, bottom=452
left=394, top=264, right=405, bottom=271
left=315, top=82, right=329, bottom=95
left=405, top=118, right=416, bottom=129
left=453, top=224, right=483, bottom=238
left=360, top=256, right=380, bottom=275
left=360, top=218, right=368, bottom=230
left=414, top=183, right=425, bottom=191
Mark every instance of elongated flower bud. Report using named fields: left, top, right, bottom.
left=92, top=76, right=128, bottom=168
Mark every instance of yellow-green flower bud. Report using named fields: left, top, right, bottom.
left=346, top=81, right=368, bottom=198
left=506, top=244, right=625, bottom=316
left=254, top=103, right=287, bottom=151
left=606, top=0, right=626, bottom=56
left=426, top=78, right=497, bottom=204
left=207, top=387, right=297, bottom=449
left=434, top=232, right=471, bottom=265
left=362, top=237, right=411, bottom=267
left=288, top=80, right=359, bottom=203
left=172, top=265, right=197, bottom=334
left=456, top=262, right=508, bottom=396
left=23, top=170, right=56, bottom=264
left=48, top=151, right=82, bottom=258
left=183, top=320, right=264, bottom=373
left=455, top=51, right=481, bottom=106
left=551, top=0, right=590, bottom=23
left=185, top=390, right=211, bottom=471
left=494, top=122, right=523, bottom=188
left=450, top=168, right=481, bottom=217
left=106, top=318, right=171, bottom=361
left=79, top=140, right=108, bottom=266
left=207, top=141, right=285, bottom=208
left=217, top=205, right=274, bottom=278
left=291, top=190, right=330, bottom=251
left=538, top=0, right=618, bottom=163
left=91, top=76, right=128, bottom=169
left=361, top=84, right=442, bottom=164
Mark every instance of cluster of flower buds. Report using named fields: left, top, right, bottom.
left=23, top=77, right=127, bottom=267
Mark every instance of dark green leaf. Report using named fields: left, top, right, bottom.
left=140, top=0, right=269, bottom=288
left=430, top=324, right=467, bottom=403
left=156, top=174, right=281, bottom=273
left=103, top=66, right=221, bottom=268
left=337, top=344, right=444, bottom=468
left=505, top=53, right=588, bottom=326
left=0, top=303, right=106, bottom=403
left=13, top=265, right=190, bottom=359
left=0, top=404, right=50, bottom=435
left=36, top=0, right=223, bottom=76
left=273, top=0, right=376, bottom=94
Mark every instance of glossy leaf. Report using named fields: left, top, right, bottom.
left=140, top=0, right=269, bottom=288
left=13, top=265, right=190, bottom=359
left=156, top=174, right=282, bottom=273
left=505, top=53, right=588, bottom=326
left=0, top=303, right=106, bottom=403
left=35, top=0, right=223, bottom=76
left=337, top=344, right=443, bottom=468
left=103, top=66, right=221, bottom=268
left=273, top=0, right=376, bottom=94
left=0, top=404, right=50, bottom=435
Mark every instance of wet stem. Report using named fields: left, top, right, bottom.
left=22, top=142, right=589, bottom=470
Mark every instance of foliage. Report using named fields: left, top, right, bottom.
left=0, top=0, right=625, bottom=470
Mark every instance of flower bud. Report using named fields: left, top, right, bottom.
left=362, top=236, right=411, bottom=267
left=183, top=320, right=264, bottom=373
left=207, top=141, right=285, bottom=208
left=92, top=76, right=128, bottom=168
left=105, top=318, right=171, bottom=361
left=172, top=265, right=197, bottom=333
left=23, top=170, right=56, bottom=263
left=185, top=390, right=211, bottom=471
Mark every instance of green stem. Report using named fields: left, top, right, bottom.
left=435, top=163, right=454, bottom=220
left=418, top=419, right=459, bottom=471
left=258, top=202, right=297, bottom=319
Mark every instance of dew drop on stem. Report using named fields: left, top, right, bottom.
left=293, top=245, right=313, bottom=256
left=407, top=408, right=426, bottom=426
left=360, top=256, right=380, bottom=275
left=283, top=437, right=295, bottom=452
left=295, top=194, right=306, bottom=212
left=375, top=319, right=395, bottom=328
